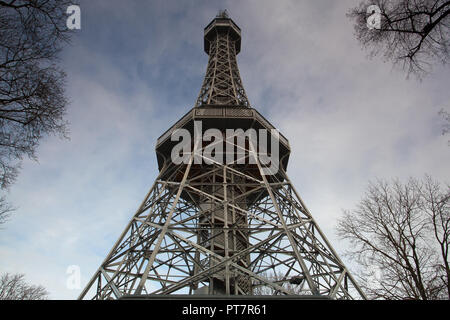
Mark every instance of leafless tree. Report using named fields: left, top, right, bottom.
left=348, top=0, right=450, bottom=77
left=0, top=273, right=48, bottom=300
left=0, top=195, right=13, bottom=226
left=0, top=0, right=76, bottom=220
left=337, top=176, right=449, bottom=300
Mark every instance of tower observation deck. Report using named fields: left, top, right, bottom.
left=79, top=11, right=366, bottom=300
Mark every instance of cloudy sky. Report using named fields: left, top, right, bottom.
left=0, top=0, right=449, bottom=299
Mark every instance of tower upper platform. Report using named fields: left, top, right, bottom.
left=204, top=11, right=241, bottom=55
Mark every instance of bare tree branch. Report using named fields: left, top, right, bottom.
left=0, top=195, right=14, bottom=226
left=348, top=0, right=450, bottom=78
left=0, top=273, right=48, bottom=300
left=0, top=0, right=77, bottom=215
left=337, top=176, right=449, bottom=299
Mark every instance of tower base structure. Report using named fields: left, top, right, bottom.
left=79, top=133, right=366, bottom=300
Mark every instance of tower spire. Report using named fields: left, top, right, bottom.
left=195, top=13, right=250, bottom=107
left=216, top=9, right=229, bottom=18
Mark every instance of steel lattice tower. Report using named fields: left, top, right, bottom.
left=79, top=11, right=366, bottom=300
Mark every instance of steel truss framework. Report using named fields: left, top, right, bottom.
left=195, top=22, right=250, bottom=107
left=79, top=136, right=366, bottom=300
